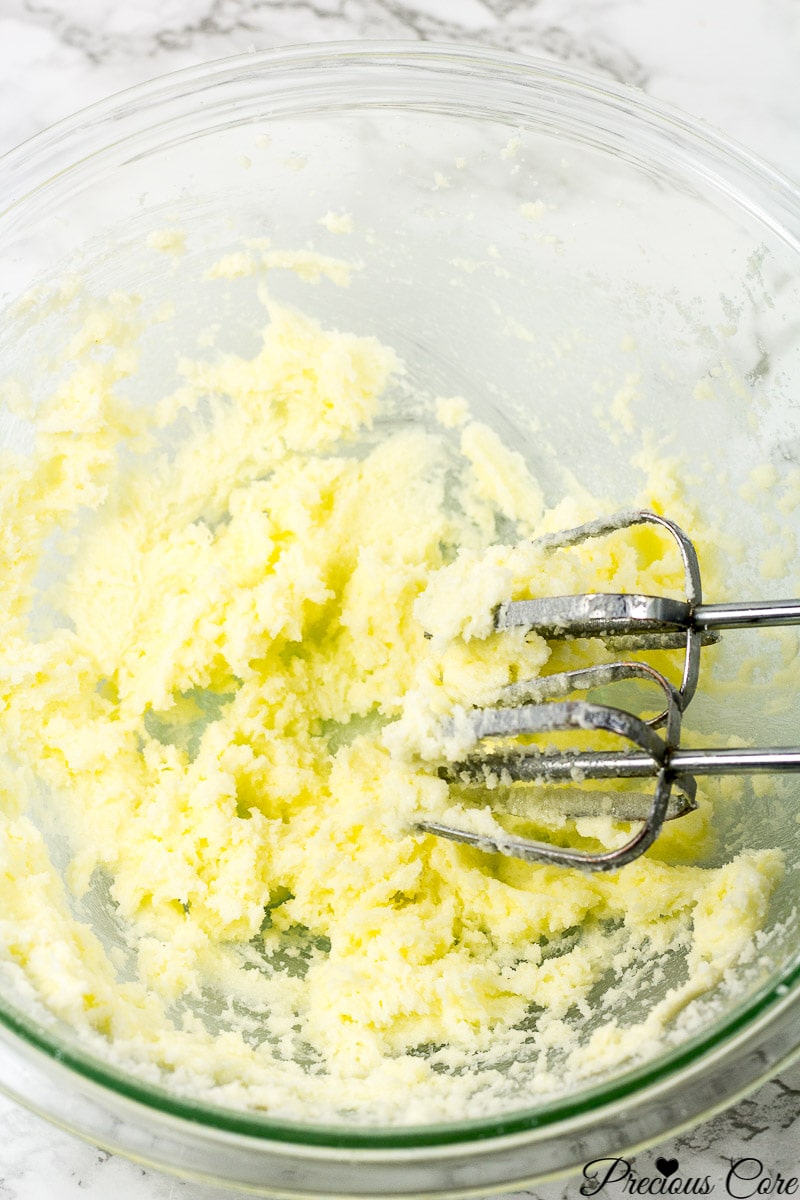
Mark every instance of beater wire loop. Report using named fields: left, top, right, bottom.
left=418, top=510, right=800, bottom=872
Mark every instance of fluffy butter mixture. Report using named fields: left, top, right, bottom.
left=0, top=284, right=782, bottom=1122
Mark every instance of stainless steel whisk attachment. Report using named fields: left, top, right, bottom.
left=418, top=510, right=800, bottom=873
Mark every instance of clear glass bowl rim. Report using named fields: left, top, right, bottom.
left=0, top=39, right=799, bottom=1161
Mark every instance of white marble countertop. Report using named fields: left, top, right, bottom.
left=0, top=0, right=798, bottom=1197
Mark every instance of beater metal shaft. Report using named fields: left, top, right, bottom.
left=419, top=510, right=800, bottom=873
left=440, top=745, right=800, bottom=785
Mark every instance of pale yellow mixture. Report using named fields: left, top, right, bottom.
left=0, top=274, right=783, bottom=1122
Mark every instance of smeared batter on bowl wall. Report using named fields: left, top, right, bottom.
left=0, top=262, right=782, bottom=1123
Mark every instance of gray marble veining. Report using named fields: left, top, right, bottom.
left=0, top=0, right=798, bottom=1196
left=2, top=0, right=799, bottom=174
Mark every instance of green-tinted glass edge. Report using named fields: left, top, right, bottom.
left=0, top=39, right=798, bottom=1157
left=1, top=954, right=798, bottom=1150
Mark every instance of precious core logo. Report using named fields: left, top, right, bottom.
left=580, top=1157, right=799, bottom=1197
left=581, top=1157, right=713, bottom=1195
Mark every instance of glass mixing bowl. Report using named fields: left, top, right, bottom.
left=0, top=43, right=799, bottom=1198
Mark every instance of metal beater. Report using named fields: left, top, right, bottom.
left=418, top=511, right=800, bottom=872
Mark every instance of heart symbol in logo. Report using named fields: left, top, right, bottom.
left=655, top=1158, right=680, bottom=1178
